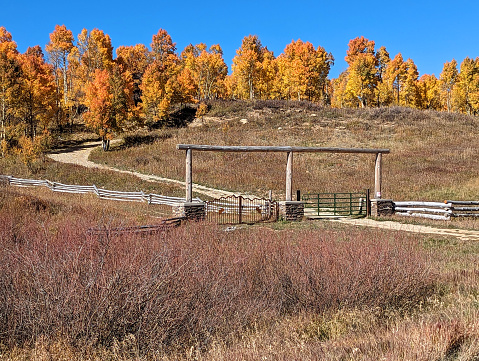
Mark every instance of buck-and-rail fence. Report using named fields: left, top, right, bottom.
left=0, top=175, right=278, bottom=225
left=3, top=175, right=479, bottom=222
left=394, top=200, right=479, bottom=220
left=0, top=175, right=202, bottom=206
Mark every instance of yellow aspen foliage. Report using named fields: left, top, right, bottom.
left=224, top=73, right=239, bottom=99
left=140, top=60, right=179, bottom=125
left=452, top=57, right=479, bottom=115
left=401, top=59, right=420, bottom=107
left=331, top=71, right=351, bottom=108
left=139, top=29, right=181, bottom=125
left=68, top=28, right=115, bottom=117
left=259, top=49, right=277, bottom=99
left=151, top=29, right=177, bottom=65
left=278, top=39, right=333, bottom=102
left=176, top=67, right=197, bottom=103
left=116, top=44, right=152, bottom=107
left=439, top=60, right=458, bottom=112
left=195, top=102, right=208, bottom=119
left=418, top=74, right=441, bottom=110
left=181, top=43, right=228, bottom=100
left=46, top=25, right=75, bottom=128
left=73, top=28, right=114, bottom=87
left=231, top=35, right=265, bottom=100
left=345, top=53, right=378, bottom=107
left=382, top=53, right=407, bottom=105
left=273, top=56, right=289, bottom=99
left=374, top=46, right=391, bottom=106
left=116, top=44, right=151, bottom=79
left=333, top=36, right=376, bottom=108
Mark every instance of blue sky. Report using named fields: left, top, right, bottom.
left=2, top=0, right=478, bottom=78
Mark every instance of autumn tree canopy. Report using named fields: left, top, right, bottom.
left=46, top=25, right=75, bottom=129
left=1, top=25, right=478, bottom=158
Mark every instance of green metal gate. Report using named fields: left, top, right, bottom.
left=302, top=190, right=370, bottom=217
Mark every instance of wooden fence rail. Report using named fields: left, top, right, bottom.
left=0, top=175, right=201, bottom=207
left=394, top=200, right=479, bottom=220
left=87, top=217, right=184, bottom=236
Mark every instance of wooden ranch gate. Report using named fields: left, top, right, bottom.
left=177, top=144, right=390, bottom=203
left=206, top=195, right=279, bottom=224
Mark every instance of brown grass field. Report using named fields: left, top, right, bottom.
left=91, top=101, right=479, bottom=202
left=1, top=102, right=479, bottom=360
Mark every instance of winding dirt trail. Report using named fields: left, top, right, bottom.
left=48, top=141, right=237, bottom=199
left=48, top=141, right=479, bottom=241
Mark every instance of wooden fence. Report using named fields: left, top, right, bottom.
left=0, top=175, right=201, bottom=206
left=394, top=200, right=479, bottom=220
left=87, top=217, right=184, bottom=236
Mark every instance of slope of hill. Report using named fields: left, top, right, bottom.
left=1, top=101, right=479, bottom=360
left=91, top=101, right=479, bottom=202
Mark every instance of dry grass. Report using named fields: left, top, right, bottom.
left=0, top=152, right=186, bottom=200
left=2, top=103, right=479, bottom=360
left=90, top=103, right=479, bottom=201
left=0, top=186, right=442, bottom=360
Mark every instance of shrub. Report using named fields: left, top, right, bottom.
left=0, top=196, right=435, bottom=356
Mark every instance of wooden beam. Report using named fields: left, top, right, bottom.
left=286, top=151, right=293, bottom=201
left=185, top=149, right=192, bottom=202
left=177, top=144, right=390, bottom=154
left=178, top=144, right=390, bottom=202
left=374, top=152, right=382, bottom=199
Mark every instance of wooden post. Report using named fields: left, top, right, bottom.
left=286, top=151, right=293, bottom=201
left=374, top=152, right=382, bottom=199
left=366, top=188, right=371, bottom=217
left=186, top=149, right=192, bottom=202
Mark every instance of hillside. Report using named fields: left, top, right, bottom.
left=2, top=102, right=479, bottom=359
left=90, top=101, right=479, bottom=202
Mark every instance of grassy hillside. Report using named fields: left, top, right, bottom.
left=91, top=101, right=479, bottom=201
left=2, top=103, right=479, bottom=359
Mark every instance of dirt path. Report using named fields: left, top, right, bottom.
left=48, top=141, right=479, bottom=241
left=326, top=217, right=479, bottom=241
left=47, top=141, right=238, bottom=200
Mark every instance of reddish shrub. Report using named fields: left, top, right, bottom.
left=0, top=196, right=434, bottom=355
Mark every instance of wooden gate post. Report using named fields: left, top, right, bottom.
left=286, top=151, right=293, bottom=201
left=186, top=148, right=192, bottom=202
left=374, top=152, right=382, bottom=199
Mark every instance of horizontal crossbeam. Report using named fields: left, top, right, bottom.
left=177, top=144, right=390, bottom=154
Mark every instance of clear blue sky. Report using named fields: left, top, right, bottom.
left=2, top=0, right=478, bottom=78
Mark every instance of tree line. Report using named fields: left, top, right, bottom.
left=330, top=36, right=475, bottom=113
left=0, top=26, right=476, bottom=157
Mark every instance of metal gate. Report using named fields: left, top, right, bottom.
left=302, top=190, right=370, bottom=218
left=206, top=195, right=279, bottom=224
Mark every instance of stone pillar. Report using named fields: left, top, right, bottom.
left=370, top=199, right=395, bottom=217
left=173, top=202, right=206, bottom=221
left=279, top=201, right=304, bottom=221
